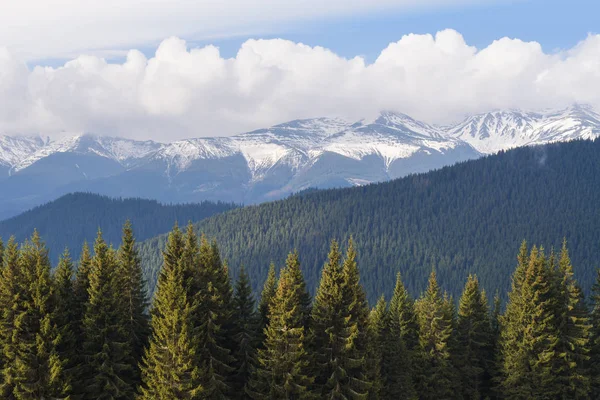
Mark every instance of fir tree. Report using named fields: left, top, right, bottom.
left=116, top=221, right=150, bottom=392
left=249, top=252, right=314, bottom=399
left=257, top=262, right=277, bottom=344
left=367, top=297, right=386, bottom=400
left=456, top=275, right=493, bottom=400
left=553, top=241, right=591, bottom=398
left=591, top=264, right=600, bottom=398
left=389, top=272, right=420, bottom=353
left=194, top=234, right=236, bottom=399
left=138, top=225, right=203, bottom=399
left=53, top=248, right=78, bottom=395
left=339, top=238, right=372, bottom=397
left=2, top=232, right=66, bottom=399
left=232, top=265, right=259, bottom=398
left=414, top=271, right=456, bottom=400
left=309, top=239, right=349, bottom=397
left=0, top=237, right=3, bottom=268
left=82, top=230, right=133, bottom=399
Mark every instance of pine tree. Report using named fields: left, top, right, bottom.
left=249, top=252, right=314, bottom=399
left=285, top=251, right=312, bottom=329
left=82, top=230, right=133, bottom=399
left=116, top=220, right=150, bottom=392
left=53, top=248, right=79, bottom=395
left=499, top=246, right=563, bottom=399
left=456, top=275, right=493, bottom=400
left=1, top=232, right=67, bottom=399
left=0, top=237, right=22, bottom=397
left=591, top=264, right=600, bottom=398
left=553, top=241, right=591, bottom=398
left=257, top=263, right=277, bottom=342
left=232, top=265, right=259, bottom=398
left=339, top=238, right=372, bottom=397
left=367, top=297, right=386, bottom=400
left=309, top=239, right=349, bottom=397
left=0, top=237, right=3, bottom=268
left=139, top=225, right=203, bottom=399
left=414, top=271, right=456, bottom=400
left=389, top=272, right=420, bottom=353
left=194, top=234, right=236, bottom=399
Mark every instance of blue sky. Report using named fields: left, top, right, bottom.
left=2, top=0, right=600, bottom=140
left=132, top=0, right=595, bottom=63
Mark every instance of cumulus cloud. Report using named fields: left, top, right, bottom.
left=1, top=30, right=600, bottom=141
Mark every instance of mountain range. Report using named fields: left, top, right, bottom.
left=1, top=104, right=599, bottom=219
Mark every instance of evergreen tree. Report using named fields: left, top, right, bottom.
left=232, top=265, right=259, bottom=398
left=1, top=232, right=66, bottom=399
left=309, top=239, right=350, bottom=397
left=339, top=238, right=372, bottom=397
left=257, top=263, right=277, bottom=344
left=116, top=221, right=150, bottom=392
left=591, top=264, right=600, bottom=398
left=249, top=252, right=314, bottom=399
left=389, top=272, right=420, bottom=353
left=138, top=225, right=203, bottom=399
left=0, top=237, right=19, bottom=397
left=82, top=230, right=133, bottom=399
left=499, top=246, right=563, bottom=399
left=414, top=271, right=456, bottom=400
left=194, top=234, right=236, bottom=399
left=456, top=275, right=493, bottom=400
left=553, top=241, right=591, bottom=398
left=53, top=248, right=78, bottom=395
left=366, top=297, right=386, bottom=400
left=0, top=237, right=3, bottom=268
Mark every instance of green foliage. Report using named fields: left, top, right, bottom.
left=0, top=192, right=236, bottom=266
left=81, top=230, right=133, bottom=399
left=137, top=139, right=600, bottom=304
left=116, top=220, right=150, bottom=392
left=415, top=271, right=458, bottom=400
left=138, top=225, right=203, bottom=399
left=456, top=275, right=494, bottom=400
left=232, top=266, right=259, bottom=398
left=250, top=252, right=314, bottom=399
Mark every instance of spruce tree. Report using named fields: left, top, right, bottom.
left=257, top=263, right=277, bottom=342
left=414, top=271, right=456, bottom=400
left=0, top=237, right=3, bottom=268
left=53, top=248, right=79, bottom=395
left=82, top=230, right=133, bottom=399
left=367, top=297, right=386, bottom=400
left=138, top=225, right=203, bottom=399
left=499, top=246, right=563, bottom=399
left=456, top=275, right=493, bottom=400
left=2, top=232, right=66, bottom=399
left=339, top=238, right=371, bottom=397
left=194, top=234, right=236, bottom=399
left=389, top=272, right=419, bottom=353
left=591, top=264, right=600, bottom=398
left=553, top=241, right=591, bottom=398
left=309, top=239, right=350, bottom=397
left=232, top=265, right=259, bottom=398
left=249, top=252, right=313, bottom=399
left=116, top=220, right=150, bottom=392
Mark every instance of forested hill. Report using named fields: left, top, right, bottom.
left=0, top=192, right=237, bottom=263
left=139, top=138, right=600, bottom=303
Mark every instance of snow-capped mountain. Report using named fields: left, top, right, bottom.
left=447, top=104, right=600, bottom=154
left=0, top=104, right=598, bottom=220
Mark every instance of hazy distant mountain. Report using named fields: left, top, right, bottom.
left=1, top=105, right=598, bottom=219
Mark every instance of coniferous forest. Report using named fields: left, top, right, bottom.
left=2, top=221, right=600, bottom=399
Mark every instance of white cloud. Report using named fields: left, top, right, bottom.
left=1, top=29, right=600, bottom=141
left=1, top=0, right=501, bottom=61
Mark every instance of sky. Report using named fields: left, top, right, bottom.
left=0, top=0, right=599, bottom=141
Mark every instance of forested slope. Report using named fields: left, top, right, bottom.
left=0, top=192, right=236, bottom=263
left=139, top=139, right=600, bottom=302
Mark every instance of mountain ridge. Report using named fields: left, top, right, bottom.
left=0, top=104, right=598, bottom=218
